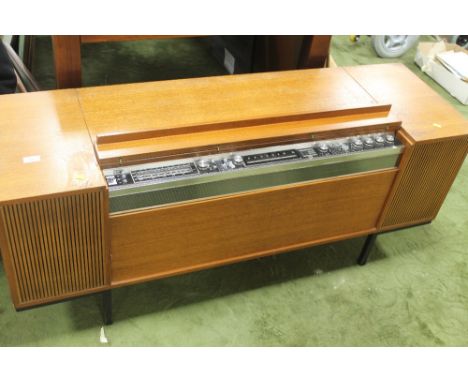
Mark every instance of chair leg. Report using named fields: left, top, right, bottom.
left=357, top=234, right=377, bottom=266
left=102, top=290, right=113, bottom=325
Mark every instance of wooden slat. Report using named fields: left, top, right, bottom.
left=38, top=201, right=53, bottom=295
left=66, top=195, right=81, bottom=291
left=60, top=196, right=76, bottom=292
left=49, top=198, right=68, bottom=294
left=2, top=208, right=29, bottom=302
left=85, top=193, right=96, bottom=289
left=22, top=203, right=47, bottom=299
left=13, top=204, right=34, bottom=299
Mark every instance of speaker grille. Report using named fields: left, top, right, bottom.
left=0, top=191, right=107, bottom=305
left=381, top=137, right=468, bottom=228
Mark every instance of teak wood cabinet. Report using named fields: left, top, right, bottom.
left=0, top=64, right=467, bottom=320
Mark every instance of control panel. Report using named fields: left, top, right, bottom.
left=104, top=132, right=401, bottom=189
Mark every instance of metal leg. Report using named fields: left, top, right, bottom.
left=102, top=290, right=113, bottom=325
left=357, top=234, right=377, bottom=266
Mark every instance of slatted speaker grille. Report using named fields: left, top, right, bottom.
left=0, top=191, right=106, bottom=305
left=382, top=137, right=468, bottom=228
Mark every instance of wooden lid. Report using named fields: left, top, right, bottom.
left=0, top=90, right=105, bottom=204
left=78, top=67, right=382, bottom=142
left=345, top=63, right=468, bottom=142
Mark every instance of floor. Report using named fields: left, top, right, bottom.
left=0, top=36, right=467, bottom=346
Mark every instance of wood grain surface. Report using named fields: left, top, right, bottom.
left=110, top=169, right=397, bottom=286
left=51, top=36, right=82, bottom=89
left=0, top=190, right=109, bottom=308
left=380, top=136, right=468, bottom=230
left=0, top=64, right=467, bottom=308
left=78, top=67, right=379, bottom=140
left=0, top=90, right=106, bottom=204
left=345, top=64, right=468, bottom=142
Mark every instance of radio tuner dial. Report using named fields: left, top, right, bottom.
left=197, top=159, right=209, bottom=170
left=328, top=143, right=343, bottom=155
left=350, top=138, right=363, bottom=151
left=374, top=136, right=385, bottom=147
left=233, top=155, right=243, bottom=165
left=363, top=137, right=374, bottom=149
left=317, top=143, right=329, bottom=155
left=385, top=134, right=395, bottom=145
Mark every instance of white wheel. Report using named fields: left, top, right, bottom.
left=371, top=35, right=419, bottom=58
left=450, top=35, right=468, bottom=49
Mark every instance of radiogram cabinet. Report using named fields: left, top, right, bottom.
left=0, top=64, right=467, bottom=321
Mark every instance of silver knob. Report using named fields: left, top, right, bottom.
left=233, top=155, right=243, bottom=165
left=317, top=143, right=329, bottom=155
left=330, top=143, right=343, bottom=154
left=363, top=137, right=374, bottom=149
left=350, top=138, right=363, bottom=151
left=375, top=136, right=385, bottom=147
left=197, top=159, right=209, bottom=169
left=385, top=134, right=395, bottom=145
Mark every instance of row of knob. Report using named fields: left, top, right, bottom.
left=197, top=155, right=244, bottom=170
left=196, top=134, right=396, bottom=169
left=351, top=134, right=394, bottom=150
left=316, top=134, right=395, bottom=155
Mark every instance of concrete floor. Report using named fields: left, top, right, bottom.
left=0, top=36, right=467, bottom=346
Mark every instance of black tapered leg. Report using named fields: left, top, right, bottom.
left=102, top=290, right=113, bottom=325
left=357, top=234, right=377, bottom=266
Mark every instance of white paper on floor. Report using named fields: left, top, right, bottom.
left=100, top=326, right=109, bottom=344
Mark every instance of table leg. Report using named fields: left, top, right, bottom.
left=357, top=234, right=377, bottom=266
left=102, top=290, right=113, bottom=325
left=52, top=36, right=82, bottom=88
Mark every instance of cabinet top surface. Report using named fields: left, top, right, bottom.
left=0, top=63, right=466, bottom=203
left=77, top=67, right=379, bottom=140
left=0, top=90, right=105, bottom=203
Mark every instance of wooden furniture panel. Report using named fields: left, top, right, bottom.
left=0, top=89, right=105, bottom=204
left=0, top=190, right=109, bottom=308
left=94, top=104, right=392, bottom=146
left=380, top=136, right=468, bottom=230
left=345, top=64, right=468, bottom=142
left=110, top=169, right=397, bottom=286
left=78, top=67, right=378, bottom=141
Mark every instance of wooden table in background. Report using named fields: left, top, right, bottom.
left=51, top=35, right=332, bottom=88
